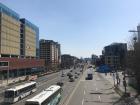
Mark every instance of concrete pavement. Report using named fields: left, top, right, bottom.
left=99, top=72, right=140, bottom=105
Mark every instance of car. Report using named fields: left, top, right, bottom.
left=68, top=74, right=73, bottom=78
left=74, top=75, right=78, bottom=79
left=61, top=74, right=65, bottom=77
left=69, top=77, right=75, bottom=82
left=56, top=82, right=64, bottom=87
left=70, top=70, right=73, bottom=72
left=67, top=72, right=71, bottom=76
left=80, top=70, right=83, bottom=72
left=77, top=72, right=80, bottom=75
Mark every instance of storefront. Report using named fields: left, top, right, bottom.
left=0, top=58, right=45, bottom=80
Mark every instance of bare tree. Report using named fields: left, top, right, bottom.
left=127, top=34, right=140, bottom=93
left=127, top=33, right=137, bottom=50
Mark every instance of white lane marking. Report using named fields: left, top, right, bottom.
left=96, top=87, right=98, bottom=91
left=98, top=95, right=101, bottom=102
left=82, top=99, right=84, bottom=105
left=84, top=90, right=85, bottom=95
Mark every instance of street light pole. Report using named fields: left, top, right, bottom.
left=129, top=30, right=139, bottom=43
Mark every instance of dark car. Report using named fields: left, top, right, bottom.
left=77, top=72, right=80, bottom=75
left=61, top=73, right=65, bottom=77
left=56, top=82, right=64, bottom=87
left=74, top=74, right=78, bottom=79
left=67, top=72, right=73, bottom=78
left=67, top=72, right=71, bottom=76
left=69, top=77, right=75, bottom=82
left=70, top=70, right=73, bottom=72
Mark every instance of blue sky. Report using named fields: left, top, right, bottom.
left=1, top=0, right=140, bottom=58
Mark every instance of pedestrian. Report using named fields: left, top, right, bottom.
left=112, top=73, right=115, bottom=86
left=116, top=73, right=119, bottom=86
left=118, top=77, right=120, bottom=85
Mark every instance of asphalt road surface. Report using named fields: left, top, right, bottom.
left=63, top=69, right=121, bottom=105
left=0, top=68, right=83, bottom=105
left=1, top=67, right=131, bottom=105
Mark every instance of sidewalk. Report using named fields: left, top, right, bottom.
left=98, top=72, right=140, bottom=105
left=0, top=70, right=60, bottom=89
left=0, top=76, right=26, bottom=87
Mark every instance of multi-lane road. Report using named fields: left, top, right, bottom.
left=0, top=67, right=125, bottom=105
left=0, top=67, right=83, bottom=105
left=64, top=69, right=121, bottom=105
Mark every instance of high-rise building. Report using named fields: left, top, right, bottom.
left=20, top=18, right=39, bottom=58
left=39, top=39, right=61, bottom=70
left=0, top=3, right=20, bottom=57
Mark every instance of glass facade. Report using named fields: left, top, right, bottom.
left=0, top=3, right=20, bottom=56
left=20, top=18, right=39, bottom=58
left=0, top=3, right=19, bottom=20
left=0, top=3, right=39, bottom=58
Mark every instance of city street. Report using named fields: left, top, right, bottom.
left=63, top=69, right=121, bottom=105
left=1, top=1, right=140, bottom=105
left=0, top=67, right=83, bottom=105
left=0, top=67, right=137, bottom=105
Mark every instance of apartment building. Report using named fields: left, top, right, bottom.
left=39, top=39, right=61, bottom=71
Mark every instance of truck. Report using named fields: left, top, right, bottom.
left=86, top=67, right=93, bottom=80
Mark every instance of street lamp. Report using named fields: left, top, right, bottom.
left=128, top=30, right=139, bottom=42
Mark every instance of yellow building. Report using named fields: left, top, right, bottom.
left=0, top=3, right=20, bottom=57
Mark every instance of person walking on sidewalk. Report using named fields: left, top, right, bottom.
left=112, top=73, right=115, bottom=86
left=116, top=73, right=120, bottom=86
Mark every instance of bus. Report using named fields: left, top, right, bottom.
left=25, top=85, right=62, bottom=105
left=4, top=81, right=37, bottom=103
